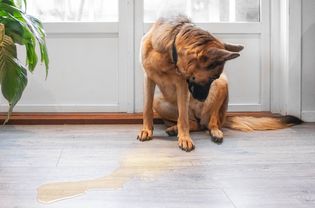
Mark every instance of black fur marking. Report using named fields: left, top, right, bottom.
left=172, top=39, right=178, bottom=65
left=166, top=130, right=178, bottom=137
left=281, top=115, right=303, bottom=125
left=187, top=80, right=212, bottom=101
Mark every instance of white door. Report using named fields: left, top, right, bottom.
left=0, top=0, right=134, bottom=113
left=135, top=0, right=270, bottom=112
left=0, top=0, right=271, bottom=114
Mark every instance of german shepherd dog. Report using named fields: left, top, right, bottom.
left=137, top=16, right=302, bottom=152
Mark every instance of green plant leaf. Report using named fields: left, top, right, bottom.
left=0, top=3, right=43, bottom=42
left=27, top=15, right=49, bottom=77
left=0, top=25, right=28, bottom=124
left=14, top=0, right=26, bottom=11
left=0, top=15, right=38, bottom=72
left=0, top=2, right=49, bottom=75
left=0, top=0, right=16, bottom=6
left=0, top=1, right=49, bottom=123
left=0, top=13, right=31, bottom=44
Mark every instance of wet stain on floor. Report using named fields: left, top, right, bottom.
left=37, top=148, right=186, bottom=204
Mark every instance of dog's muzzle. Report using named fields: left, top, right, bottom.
left=187, top=78, right=214, bottom=101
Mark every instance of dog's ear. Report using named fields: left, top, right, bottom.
left=207, top=48, right=240, bottom=62
left=221, top=49, right=240, bottom=61
left=224, top=42, right=244, bottom=52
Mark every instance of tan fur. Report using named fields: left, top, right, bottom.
left=224, top=116, right=295, bottom=132
left=137, top=16, right=300, bottom=152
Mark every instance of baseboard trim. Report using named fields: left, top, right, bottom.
left=301, top=111, right=315, bottom=122
left=0, top=113, right=152, bottom=125
left=0, top=112, right=275, bottom=125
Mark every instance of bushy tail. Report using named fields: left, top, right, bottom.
left=223, top=115, right=303, bottom=132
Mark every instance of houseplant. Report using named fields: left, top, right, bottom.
left=0, top=0, right=49, bottom=123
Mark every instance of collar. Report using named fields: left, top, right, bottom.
left=171, top=34, right=182, bottom=77
left=171, top=36, right=178, bottom=66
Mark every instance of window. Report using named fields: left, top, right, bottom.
left=144, top=0, right=260, bottom=23
left=27, top=0, right=119, bottom=22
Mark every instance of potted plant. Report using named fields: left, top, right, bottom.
left=0, top=0, right=49, bottom=124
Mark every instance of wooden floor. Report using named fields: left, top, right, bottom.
left=0, top=123, right=315, bottom=208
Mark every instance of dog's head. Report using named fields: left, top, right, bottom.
left=175, top=27, right=243, bottom=101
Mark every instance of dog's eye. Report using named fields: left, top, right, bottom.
left=207, top=61, right=223, bottom=70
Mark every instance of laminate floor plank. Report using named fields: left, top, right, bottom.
left=0, top=123, right=314, bottom=208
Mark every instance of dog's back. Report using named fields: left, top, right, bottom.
left=148, top=15, right=191, bottom=53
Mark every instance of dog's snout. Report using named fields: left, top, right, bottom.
left=187, top=78, right=213, bottom=101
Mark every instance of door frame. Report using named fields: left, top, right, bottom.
left=270, top=0, right=302, bottom=117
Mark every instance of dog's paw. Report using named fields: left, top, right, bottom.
left=210, top=129, right=224, bottom=144
left=137, top=129, right=153, bottom=141
left=178, top=136, right=195, bottom=152
left=165, top=125, right=178, bottom=136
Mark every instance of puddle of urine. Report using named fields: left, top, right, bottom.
left=37, top=148, right=182, bottom=204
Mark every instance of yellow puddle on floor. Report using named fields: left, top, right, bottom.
left=37, top=148, right=186, bottom=204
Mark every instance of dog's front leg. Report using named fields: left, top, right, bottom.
left=200, top=75, right=229, bottom=144
left=176, top=81, right=195, bottom=152
left=137, top=75, right=156, bottom=141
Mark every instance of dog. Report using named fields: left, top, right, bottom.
left=137, top=16, right=302, bottom=152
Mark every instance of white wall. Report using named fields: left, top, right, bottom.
left=301, top=0, right=315, bottom=122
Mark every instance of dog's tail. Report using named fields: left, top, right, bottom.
left=223, top=115, right=303, bottom=132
